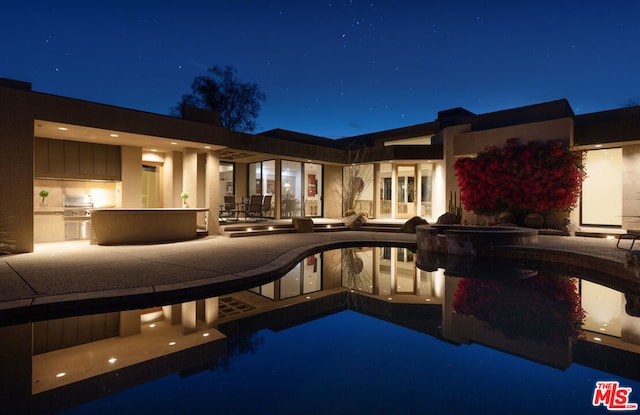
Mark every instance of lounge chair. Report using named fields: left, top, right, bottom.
left=616, top=230, right=640, bottom=250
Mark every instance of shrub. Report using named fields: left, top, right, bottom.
left=454, top=138, right=586, bottom=217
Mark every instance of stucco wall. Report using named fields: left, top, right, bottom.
left=323, top=165, right=343, bottom=219
left=182, top=149, right=198, bottom=208
left=234, top=162, right=248, bottom=202
left=121, top=146, right=143, bottom=208
left=453, top=118, right=574, bottom=156
left=0, top=86, right=34, bottom=253
left=206, top=151, right=220, bottom=234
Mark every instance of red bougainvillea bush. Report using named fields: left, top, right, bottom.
left=452, top=275, right=586, bottom=345
left=454, top=138, right=586, bottom=216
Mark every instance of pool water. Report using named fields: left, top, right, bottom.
left=62, top=310, right=639, bottom=415
left=11, top=247, right=640, bottom=414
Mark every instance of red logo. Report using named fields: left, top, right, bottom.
left=593, top=381, right=638, bottom=411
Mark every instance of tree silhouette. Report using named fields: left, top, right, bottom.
left=172, top=65, right=266, bottom=132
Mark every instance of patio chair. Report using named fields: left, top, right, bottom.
left=219, top=195, right=238, bottom=221
left=246, top=195, right=263, bottom=221
left=283, top=198, right=297, bottom=217
left=261, top=195, right=273, bottom=219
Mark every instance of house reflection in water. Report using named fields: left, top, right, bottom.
left=2, top=248, right=640, bottom=413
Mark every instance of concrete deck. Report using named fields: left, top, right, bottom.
left=0, top=229, right=638, bottom=324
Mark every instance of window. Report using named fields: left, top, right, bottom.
left=582, top=149, right=622, bottom=226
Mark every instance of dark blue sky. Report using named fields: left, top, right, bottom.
left=3, top=1, right=640, bottom=138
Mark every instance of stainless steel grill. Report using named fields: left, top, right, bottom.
left=63, top=194, right=93, bottom=240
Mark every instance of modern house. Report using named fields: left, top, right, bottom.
left=1, top=77, right=639, bottom=253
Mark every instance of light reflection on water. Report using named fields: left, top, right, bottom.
left=3, top=247, right=640, bottom=414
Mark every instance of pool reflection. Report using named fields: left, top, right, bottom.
left=2, top=247, right=640, bottom=413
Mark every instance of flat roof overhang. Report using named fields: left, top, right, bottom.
left=34, top=120, right=227, bottom=154
left=368, top=144, right=443, bottom=162
left=17, top=88, right=231, bottom=153
left=574, top=106, right=640, bottom=148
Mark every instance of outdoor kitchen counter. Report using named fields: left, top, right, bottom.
left=90, top=208, right=208, bottom=245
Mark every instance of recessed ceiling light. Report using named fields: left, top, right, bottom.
left=151, top=149, right=157, bottom=152
left=110, top=133, right=119, bottom=138
left=204, top=146, right=211, bottom=149
left=56, top=372, right=66, bottom=378
left=57, top=127, right=68, bottom=131
left=171, top=142, right=177, bottom=145
left=108, top=357, right=117, bottom=364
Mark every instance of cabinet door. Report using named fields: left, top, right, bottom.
left=64, top=141, right=80, bottom=175
left=106, top=145, right=121, bottom=180
left=93, top=144, right=107, bottom=177
left=34, top=138, right=49, bottom=176
left=34, top=138, right=121, bottom=180
left=78, top=142, right=94, bottom=176
left=48, top=139, right=65, bottom=175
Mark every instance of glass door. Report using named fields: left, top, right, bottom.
left=303, top=162, right=322, bottom=217
left=379, top=163, right=392, bottom=218
left=396, top=165, right=416, bottom=219
left=282, top=160, right=301, bottom=217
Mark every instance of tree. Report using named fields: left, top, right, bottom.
left=172, top=65, right=266, bottom=132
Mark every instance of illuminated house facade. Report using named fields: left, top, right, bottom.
left=1, top=77, right=640, bottom=253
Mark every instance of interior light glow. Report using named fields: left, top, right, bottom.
left=141, top=310, right=164, bottom=323
left=108, top=357, right=117, bottom=364
left=56, top=372, right=66, bottom=378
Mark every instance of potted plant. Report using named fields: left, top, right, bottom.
left=38, top=189, right=49, bottom=207
left=181, top=191, right=189, bottom=207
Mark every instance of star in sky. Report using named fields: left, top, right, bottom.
left=2, top=1, right=640, bottom=138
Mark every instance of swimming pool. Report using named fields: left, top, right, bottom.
left=8, top=247, right=640, bottom=414
left=63, top=309, right=640, bottom=415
